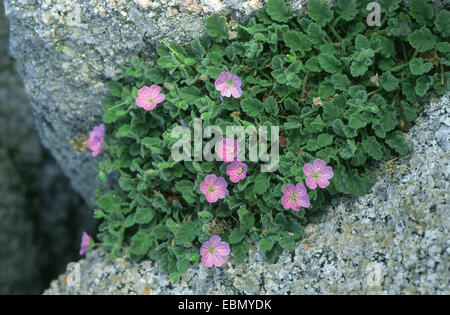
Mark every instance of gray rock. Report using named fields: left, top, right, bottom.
left=0, top=2, right=95, bottom=294
left=2, top=0, right=309, bottom=205
left=44, top=94, right=450, bottom=295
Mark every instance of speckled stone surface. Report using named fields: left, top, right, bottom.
left=44, top=94, right=450, bottom=295
left=3, top=0, right=303, bottom=206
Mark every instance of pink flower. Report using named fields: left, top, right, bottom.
left=303, top=159, right=334, bottom=189
left=136, top=85, right=165, bottom=111
left=200, top=174, right=229, bottom=203
left=218, top=138, right=239, bottom=163
left=200, top=235, right=230, bottom=267
left=226, top=161, right=247, bottom=183
left=79, top=232, right=90, bottom=255
left=86, top=124, right=105, bottom=157
left=281, top=183, right=310, bottom=211
left=214, top=72, right=243, bottom=98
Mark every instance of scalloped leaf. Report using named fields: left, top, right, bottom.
left=205, top=13, right=229, bottom=43
left=362, top=136, right=383, bottom=160
left=307, top=0, right=334, bottom=27
left=267, top=0, right=292, bottom=22
left=336, top=0, right=357, bottom=21
left=386, top=131, right=409, bottom=155
left=435, top=10, right=450, bottom=38
left=407, top=27, right=437, bottom=52
left=283, top=31, right=311, bottom=52
left=318, top=53, right=341, bottom=74
left=409, top=0, right=434, bottom=24
left=409, top=57, right=433, bottom=75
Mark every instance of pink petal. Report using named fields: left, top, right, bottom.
left=201, top=253, right=214, bottom=267
left=221, top=86, right=232, bottom=97
left=154, top=93, right=166, bottom=104
left=316, top=177, right=330, bottom=189
left=206, top=192, right=219, bottom=203
left=321, top=166, right=334, bottom=179
left=209, top=235, right=222, bottom=246
left=200, top=242, right=211, bottom=256
left=136, top=96, right=150, bottom=109
left=230, top=85, right=242, bottom=98
left=298, top=194, right=311, bottom=208
left=283, top=184, right=296, bottom=196
left=313, top=159, right=326, bottom=171
left=148, top=84, right=161, bottom=97
left=305, top=176, right=317, bottom=189
left=212, top=254, right=227, bottom=267
left=138, top=86, right=152, bottom=98
left=303, top=163, right=314, bottom=176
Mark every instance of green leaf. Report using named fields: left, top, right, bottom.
left=241, top=97, right=264, bottom=117
left=409, top=57, right=433, bottom=75
left=254, top=173, right=269, bottom=195
left=319, top=80, right=335, bottom=99
left=169, top=273, right=180, bottom=283
left=174, top=221, right=196, bottom=245
left=435, top=10, right=450, bottom=38
left=415, top=75, right=432, bottom=97
left=278, top=237, right=296, bottom=251
left=380, top=72, right=399, bottom=91
left=130, top=230, right=151, bottom=255
left=307, top=0, right=333, bottom=27
left=306, top=22, right=325, bottom=45
left=336, top=0, right=357, bottom=21
left=386, top=131, right=409, bottom=155
left=179, top=86, right=201, bottom=105
left=330, top=73, right=350, bottom=91
left=339, top=139, right=357, bottom=159
left=408, top=27, right=437, bottom=52
left=362, top=136, right=383, bottom=160
left=198, top=211, right=213, bottom=218
left=134, top=207, right=155, bottom=224
left=205, top=13, right=229, bottom=43
left=318, top=53, right=341, bottom=74
left=259, top=237, right=275, bottom=252
left=266, top=0, right=292, bottom=22
left=232, top=241, right=249, bottom=263
left=355, top=35, right=370, bottom=50
left=175, top=180, right=196, bottom=204
left=381, top=0, right=401, bottom=15
left=409, top=0, right=434, bottom=24
left=305, top=56, right=322, bottom=72
left=283, top=31, right=311, bottom=52
left=108, top=81, right=123, bottom=98
left=264, top=96, right=279, bottom=116
left=229, top=228, right=245, bottom=244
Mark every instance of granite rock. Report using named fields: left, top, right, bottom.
left=0, top=2, right=95, bottom=294
left=44, top=94, right=450, bottom=295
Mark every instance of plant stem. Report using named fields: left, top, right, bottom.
left=332, top=16, right=341, bottom=27
left=280, top=89, right=292, bottom=102
left=388, top=62, right=409, bottom=72
left=400, top=40, right=408, bottom=61
left=368, top=88, right=381, bottom=96
left=328, top=24, right=343, bottom=42
left=301, top=72, right=310, bottom=102
left=109, top=100, right=128, bottom=110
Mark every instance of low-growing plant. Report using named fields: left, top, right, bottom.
left=90, top=0, right=449, bottom=279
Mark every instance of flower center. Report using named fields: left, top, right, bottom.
left=226, top=79, right=233, bottom=86
left=208, top=186, right=215, bottom=193
left=312, top=172, right=319, bottom=178
left=148, top=97, right=154, bottom=103
left=238, top=167, right=243, bottom=174
left=208, top=246, right=216, bottom=254
left=290, top=194, right=297, bottom=201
